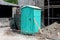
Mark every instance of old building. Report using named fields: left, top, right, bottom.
left=44, top=0, right=60, bottom=26
left=0, top=0, right=18, bottom=26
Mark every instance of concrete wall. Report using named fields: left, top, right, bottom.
left=18, top=0, right=35, bottom=7
left=18, top=0, right=44, bottom=10
left=0, top=18, right=10, bottom=27
left=36, top=0, right=44, bottom=10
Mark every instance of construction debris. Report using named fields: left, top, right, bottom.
left=35, top=22, right=60, bottom=40
left=0, top=22, right=60, bottom=40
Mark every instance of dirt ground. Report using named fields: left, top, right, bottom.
left=0, top=22, right=60, bottom=40
left=0, top=27, right=39, bottom=40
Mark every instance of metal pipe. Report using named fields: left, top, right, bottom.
left=48, top=0, right=50, bottom=25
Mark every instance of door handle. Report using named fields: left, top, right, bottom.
left=29, top=18, right=31, bottom=21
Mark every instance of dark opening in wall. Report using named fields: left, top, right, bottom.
left=52, top=8, right=60, bottom=18
left=44, top=8, right=60, bottom=26
left=44, top=19, right=48, bottom=26
left=45, top=0, right=60, bottom=5
left=0, top=5, right=12, bottom=18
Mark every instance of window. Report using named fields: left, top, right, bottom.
left=0, top=5, right=12, bottom=18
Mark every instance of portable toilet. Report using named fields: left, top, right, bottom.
left=21, top=5, right=41, bottom=34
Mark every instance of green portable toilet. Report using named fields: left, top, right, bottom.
left=21, top=5, right=41, bottom=34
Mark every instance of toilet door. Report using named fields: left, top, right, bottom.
left=27, top=11, right=34, bottom=33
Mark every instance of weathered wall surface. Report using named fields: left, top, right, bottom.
left=18, top=0, right=44, bottom=11
left=0, top=18, right=10, bottom=27
left=36, top=0, right=44, bottom=10
left=18, top=0, right=35, bottom=7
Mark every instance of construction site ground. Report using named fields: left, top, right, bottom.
left=0, top=22, right=60, bottom=40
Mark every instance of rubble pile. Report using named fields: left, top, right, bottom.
left=0, top=18, right=10, bottom=27
left=36, top=22, right=60, bottom=40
